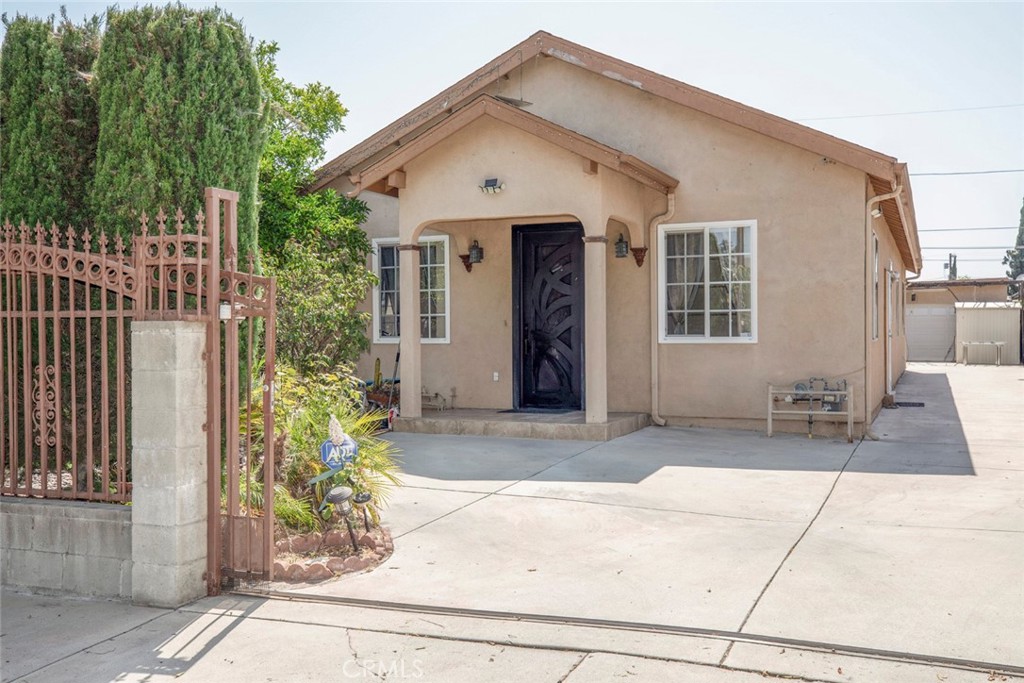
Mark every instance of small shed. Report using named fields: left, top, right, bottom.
left=953, top=302, right=1022, bottom=365
left=906, top=278, right=1015, bottom=362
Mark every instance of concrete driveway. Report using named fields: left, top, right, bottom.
left=289, top=363, right=1024, bottom=672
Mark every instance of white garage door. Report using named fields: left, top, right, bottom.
left=907, top=304, right=955, bottom=361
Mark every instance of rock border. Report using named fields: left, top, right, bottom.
left=272, top=527, right=394, bottom=583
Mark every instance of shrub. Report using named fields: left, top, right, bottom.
left=90, top=5, right=264, bottom=259
left=0, top=10, right=100, bottom=228
left=244, top=362, right=401, bottom=533
left=267, top=239, right=375, bottom=374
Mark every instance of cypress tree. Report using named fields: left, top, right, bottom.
left=0, top=12, right=100, bottom=228
left=91, top=5, right=264, bottom=258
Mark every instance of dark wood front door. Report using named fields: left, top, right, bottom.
left=513, top=223, right=584, bottom=410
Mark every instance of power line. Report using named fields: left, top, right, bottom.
left=910, top=169, right=1024, bottom=177
left=797, top=103, right=1024, bottom=121
left=923, top=258, right=1008, bottom=262
left=921, top=246, right=1017, bottom=250
left=918, top=226, right=1016, bottom=232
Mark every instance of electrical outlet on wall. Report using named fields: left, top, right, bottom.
left=492, top=372, right=499, bottom=382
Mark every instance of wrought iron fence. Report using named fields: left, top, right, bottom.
left=1, top=222, right=136, bottom=501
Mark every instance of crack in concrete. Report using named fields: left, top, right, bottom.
left=718, top=439, right=863, bottom=666
left=556, top=652, right=589, bottom=682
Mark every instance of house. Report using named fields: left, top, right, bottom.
left=313, top=31, right=921, bottom=437
left=906, top=278, right=1021, bottom=363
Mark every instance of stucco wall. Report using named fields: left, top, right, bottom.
left=334, top=54, right=917, bottom=429
left=504, top=57, right=871, bottom=423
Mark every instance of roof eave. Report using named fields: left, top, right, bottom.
left=348, top=95, right=678, bottom=198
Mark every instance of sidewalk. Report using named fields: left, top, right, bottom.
left=3, top=589, right=1017, bottom=682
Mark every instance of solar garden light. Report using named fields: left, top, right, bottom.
left=323, top=485, right=359, bottom=552
left=353, top=491, right=373, bottom=532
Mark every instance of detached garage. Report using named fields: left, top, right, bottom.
left=907, top=304, right=955, bottom=361
left=906, top=278, right=1019, bottom=364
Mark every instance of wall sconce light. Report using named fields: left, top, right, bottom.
left=870, top=207, right=883, bottom=219
left=614, top=233, right=629, bottom=258
left=459, top=240, right=485, bottom=273
left=479, top=178, right=505, bottom=194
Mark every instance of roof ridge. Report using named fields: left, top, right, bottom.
left=312, top=30, right=901, bottom=190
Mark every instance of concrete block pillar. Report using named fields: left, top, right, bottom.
left=130, top=321, right=208, bottom=607
left=583, top=236, right=609, bottom=424
left=398, top=244, right=422, bottom=418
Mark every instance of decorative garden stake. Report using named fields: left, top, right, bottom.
left=309, top=415, right=362, bottom=550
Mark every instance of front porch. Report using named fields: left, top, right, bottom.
left=393, top=409, right=651, bottom=441
left=350, top=95, right=677, bottom=426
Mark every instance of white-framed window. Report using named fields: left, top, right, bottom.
left=872, top=234, right=879, bottom=340
left=658, top=220, right=757, bottom=343
left=371, top=235, right=450, bottom=344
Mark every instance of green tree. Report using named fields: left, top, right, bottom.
left=1004, top=196, right=1024, bottom=298
left=256, top=41, right=375, bottom=369
left=0, top=11, right=100, bottom=228
left=90, top=5, right=264, bottom=258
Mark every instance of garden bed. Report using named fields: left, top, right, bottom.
left=272, top=525, right=393, bottom=584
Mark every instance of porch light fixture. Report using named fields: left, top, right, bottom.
left=479, top=178, right=505, bottom=194
left=614, top=233, right=629, bottom=258
left=459, top=240, right=485, bottom=273
left=870, top=207, right=883, bottom=219
left=469, top=240, right=484, bottom=263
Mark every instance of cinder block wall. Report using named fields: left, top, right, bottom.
left=1, top=497, right=132, bottom=599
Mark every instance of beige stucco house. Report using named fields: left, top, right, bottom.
left=313, top=31, right=921, bottom=437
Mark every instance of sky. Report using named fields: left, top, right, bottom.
left=3, top=1, right=1022, bottom=280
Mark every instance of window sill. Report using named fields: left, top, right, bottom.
left=659, top=336, right=758, bottom=345
left=373, top=338, right=451, bottom=345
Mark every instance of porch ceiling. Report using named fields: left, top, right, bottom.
left=347, top=95, right=678, bottom=198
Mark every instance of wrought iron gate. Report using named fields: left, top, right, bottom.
left=200, top=189, right=276, bottom=593
left=0, top=187, right=276, bottom=594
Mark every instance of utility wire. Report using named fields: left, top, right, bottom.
left=910, top=169, right=1024, bottom=177
left=797, top=103, right=1024, bottom=121
left=921, top=246, right=1018, bottom=250
left=923, top=258, right=1009, bottom=262
left=918, top=226, right=1016, bottom=232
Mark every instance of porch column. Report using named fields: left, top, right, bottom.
left=398, top=243, right=422, bottom=418
left=583, top=236, right=608, bottom=423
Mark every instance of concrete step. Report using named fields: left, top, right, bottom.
left=392, top=410, right=650, bottom=441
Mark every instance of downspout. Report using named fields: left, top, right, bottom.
left=649, top=192, right=676, bottom=426
left=889, top=187, right=924, bottom=383
left=865, top=186, right=902, bottom=440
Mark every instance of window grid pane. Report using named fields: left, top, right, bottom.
left=376, top=239, right=449, bottom=341
left=664, top=225, right=753, bottom=340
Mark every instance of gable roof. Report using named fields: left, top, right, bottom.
left=314, top=30, right=920, bottom=271
left=350, top=95, right=679, bottom=197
